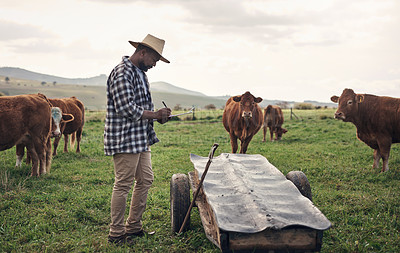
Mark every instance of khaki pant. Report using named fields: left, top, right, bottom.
left=109, top=152, right=153, bottom=237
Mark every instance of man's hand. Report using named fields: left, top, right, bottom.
left=156, top=107, right=171, bottom=124
left=141, top=107, right=171, bottom=123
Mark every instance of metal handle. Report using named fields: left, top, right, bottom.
left=178, top=143, right=219, bottom=234
left=208, top=143, right=219, bottom=159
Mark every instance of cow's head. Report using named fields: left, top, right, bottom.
left=51, top=107, right=74, bottom=137
left=331, top=88, right=364, bottom=122
left=276, top=128, right=288, bottom=140
left=233, top=91, right=263, bottom=120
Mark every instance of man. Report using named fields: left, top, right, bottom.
left=104, top=34, right=171, bottom=244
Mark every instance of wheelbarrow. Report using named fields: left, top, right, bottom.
left=170, top=147, right=331, bottom=252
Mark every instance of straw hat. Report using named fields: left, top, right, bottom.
left=129, top=34, right=170, bottom=63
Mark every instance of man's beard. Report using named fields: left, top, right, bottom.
left=138, top=61, right=151, bottom=72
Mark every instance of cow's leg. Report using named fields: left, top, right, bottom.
left=33, top=137, right=47, bottom=175
left=380, top=148, right=391, bottom=173
left=262, top=126, right=267, bottom=142
left=240, top=136, right=254, bottom=154
left=63, top=133, right=69, bottom=153
left=38, top=148, right=46, bottom=175
left=377, top=139, right=391, bottom=172
left=381, top=150, right=390, bottom=173
left=26, top=142, right=39, bottom=177
left=239, top=140, right=246, bottom=153
left=229, top=132, right=238, bottom=153
left=26, top=150, right=31, bottom=165
left=52, top=135, right=61, bottom=156
left=15, top=144, right=25, bottom=167
left=76, top=128, right=82, bottom=153
left=269, top=127, right=274, bottom=142
left=373, top=149, right=381, bottom=169
left=45, top=137, right=52, bottom=173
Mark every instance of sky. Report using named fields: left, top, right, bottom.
left=1, top=0, right=399, bottom=102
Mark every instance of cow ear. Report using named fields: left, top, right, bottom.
left=255, top=97, right=263, bottom=103
left=330, top=96, right=339, bottom=103
left=62, top=113, right=75, bottom=123
left=356, top=94, right=364, bottom=103
left=233, top=96, right=241, bottom=102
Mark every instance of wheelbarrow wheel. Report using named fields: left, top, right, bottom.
left=286, top=171, right=312, bottom=201
left=170, top=173, right=190, bottom=233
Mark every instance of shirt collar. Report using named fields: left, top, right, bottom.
left=123, top=56, right=145, bottom=75
left=123, top=56, right=134, bottom=68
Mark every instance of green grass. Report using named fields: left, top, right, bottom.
left=1, top=109, right=399, bottom=252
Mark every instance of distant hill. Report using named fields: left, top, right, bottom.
left=151, top=81, right=206, bottom=97
left=0, top=74, right=226, bottom=110
left=304, top=100, right=336, bottom=109
left=0, top=67, right=107, bottom=86
left=0, top=67, right=335, bottom=110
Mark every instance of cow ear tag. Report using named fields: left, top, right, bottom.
left=356, top=95, right=364, bottom=103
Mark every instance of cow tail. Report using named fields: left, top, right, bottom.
left=71, top=132, right=76, bottom=149
left=37, top=93, right=53, bottom=107
left=265, top=105, right=272, bottom=115
left=263, top=105, right=272, bottom=126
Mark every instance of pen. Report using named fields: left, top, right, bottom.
left=162, top=101, right=168, bottom=108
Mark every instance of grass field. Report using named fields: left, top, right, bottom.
left=1, top=109, right=399, bottom=252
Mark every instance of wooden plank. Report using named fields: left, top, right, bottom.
left=188, top=171, right=223, bottom=249
left=229, top=227, right=318, bottom=251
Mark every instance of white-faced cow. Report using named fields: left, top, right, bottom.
left=49, top=97, right=85, bottom=156
left=0, top=93, right=69, bottom=176
left=262, top=105, right=287, bottom=142
left=331, top=88, right=400, bottom=172
left=222, top=91, right=263, bottom=154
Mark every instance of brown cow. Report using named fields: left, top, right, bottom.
left=16, top=107, right=74, bottom=171
left=331, top=88, right=400, bottom=172
left=49, top=97, right=85, bottom=156
left=262, top=105, right=287, bottom=142
left=222, top=91, right=263, bottom=153
left=0, top=93, right=65, bottom=176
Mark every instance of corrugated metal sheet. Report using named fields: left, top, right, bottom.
left=190, top=153, right=331, bottom=233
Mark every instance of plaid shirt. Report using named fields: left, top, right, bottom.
left=104, top=56, right=159, bottom=156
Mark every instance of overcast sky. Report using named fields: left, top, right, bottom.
left=1, top=0, right=399, bottom=102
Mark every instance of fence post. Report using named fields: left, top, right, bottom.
left=290, top=108, right=293, bottom=120
left=290, top=107, right=299, bottom=120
